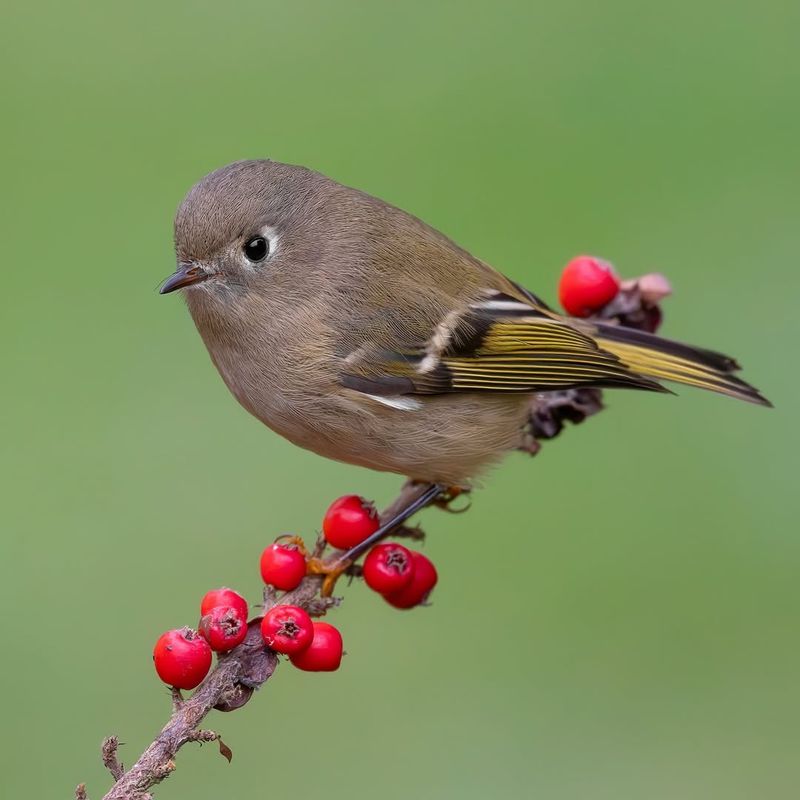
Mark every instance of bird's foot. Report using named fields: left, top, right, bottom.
left=306, top=556, right=351, bottom=598
left=433, top=486, right=471, bottom=513
left=276, top=534, right=310, bottom=556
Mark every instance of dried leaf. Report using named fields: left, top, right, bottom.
left=218, top=737, right=233, bottom=763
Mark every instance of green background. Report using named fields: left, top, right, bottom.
left=1, top=2, right=798, bottom=798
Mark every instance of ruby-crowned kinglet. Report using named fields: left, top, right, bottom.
left=161, top=160, right=769, bottom=487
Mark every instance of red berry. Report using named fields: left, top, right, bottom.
left=198, top=605, right=248, bottom=652
left=152, top=627, right=212, bottom=689
left=260, top=605, right=314, bottom=655
left=200, top=587, right=249, bottom=621
left=363, top=543, right=415, bottom=595
left=558, top=255, right=621, bottom=317
left=289, top=622, right=343, bottom=672
left=322, top=495, right=380, bottom=549
left=260, top=542, right=307, bottom=590
left=384, top=551, right=438, bottom=609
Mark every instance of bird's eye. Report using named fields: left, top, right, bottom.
left=243, top=236, right=269, bottom=262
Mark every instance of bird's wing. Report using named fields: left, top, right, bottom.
left=340, top=288, right=666, bottom=397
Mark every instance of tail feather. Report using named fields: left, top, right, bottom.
left=594, top=322, right=771, bottom=407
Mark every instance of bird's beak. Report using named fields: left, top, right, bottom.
left=159, top=263, right=208, bottom=294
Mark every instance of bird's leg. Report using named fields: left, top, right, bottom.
left=340, top=483, right=446, bottom=563
left=307, top=482, right=446, bottom=596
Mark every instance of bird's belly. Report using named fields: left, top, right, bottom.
left=205, top=337, right=529, bottom=485
left=247, top=386, right=529, bottom=486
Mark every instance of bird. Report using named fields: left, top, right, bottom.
left=162, top=160, right=769, bottom=513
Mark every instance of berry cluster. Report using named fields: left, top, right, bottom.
left=152, top=494, right=438, bottom=690
left=558, top=255, right=668, bottom=334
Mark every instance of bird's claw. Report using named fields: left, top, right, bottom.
left=433, top=486, right=471, bottom=513
left=306, top=556, right=351, bottom=597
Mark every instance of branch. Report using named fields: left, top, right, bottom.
left=81, top=272, right=667, bottom=799
left=91, top=481, right=430, bottom=800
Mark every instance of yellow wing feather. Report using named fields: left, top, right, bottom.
left=439, top=317, right=665, bottom=393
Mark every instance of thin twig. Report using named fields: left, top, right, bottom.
left=101, top=737, right=124, bottom=781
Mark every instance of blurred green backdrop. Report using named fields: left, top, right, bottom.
left=1, top=1, right=798, bottom=798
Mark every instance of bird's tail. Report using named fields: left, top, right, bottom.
left=594, top=322, right=771, bottom=406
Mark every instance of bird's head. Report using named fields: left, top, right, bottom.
left=162, top=159, right=339, bottom=301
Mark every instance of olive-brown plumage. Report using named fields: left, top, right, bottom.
left=163, top=160, right=768, bottom=486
